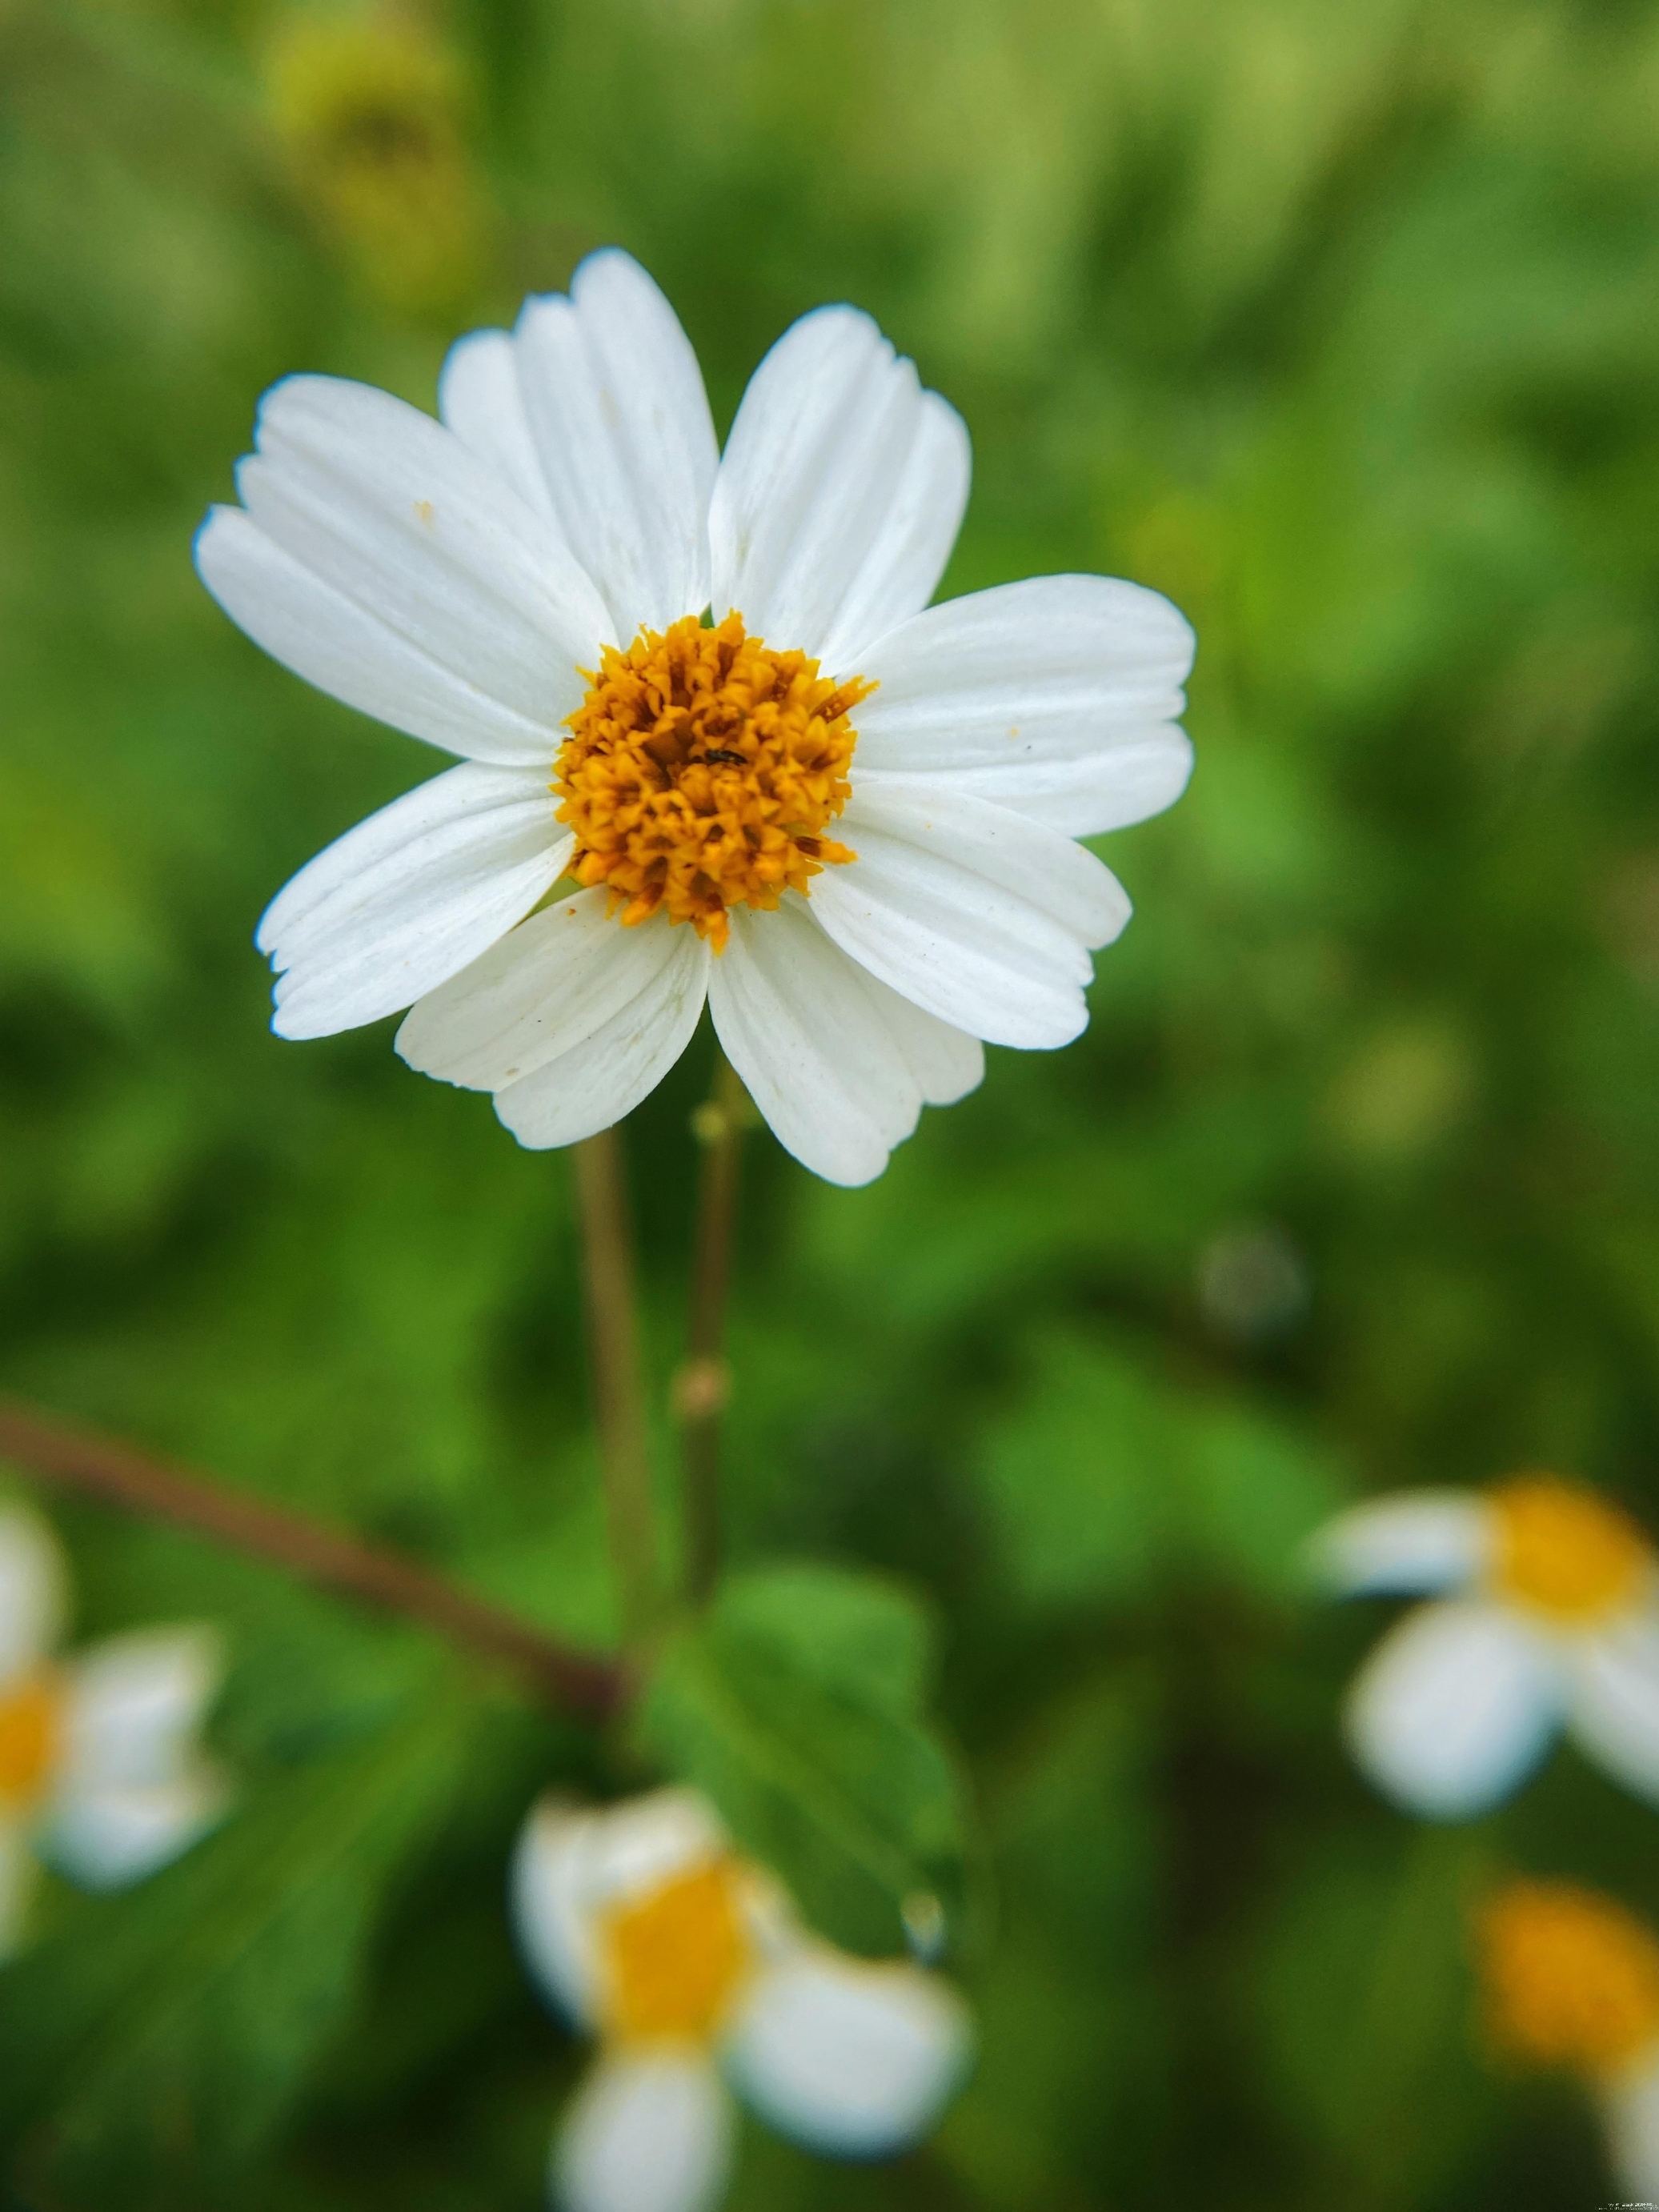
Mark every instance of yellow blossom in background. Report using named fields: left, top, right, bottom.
left=262, top=9, right=495, bottom=317
left=1478, top=1878, right=1659, bottom=2197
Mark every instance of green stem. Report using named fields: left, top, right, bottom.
left=675, top=1049, right=749, bottom=1606
left=572, top=1128, right=658, bottom=1645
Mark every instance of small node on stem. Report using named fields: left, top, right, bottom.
left=691, top=1086, right=760, bottom=1148
left=690, top=1100, right=731, bottom=1148
left=672, top=1357, right=731, bottom=1422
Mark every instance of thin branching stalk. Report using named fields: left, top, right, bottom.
left=572, top=1127, right=659, bottom=1643
left=0, top=1395, right=623, bottom=1715
left=675, top=1048, right=749, bottom=1605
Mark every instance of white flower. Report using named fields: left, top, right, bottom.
left=195, top=249, right=1194, bottom=1185
left=512, top=1787, right=972, bottom=2212
left=0, top=1504, right=230, bottom=1953
left=1310, top=1476, right=1659, bottom=1819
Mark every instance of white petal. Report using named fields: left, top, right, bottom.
left=860, top=976, right=984, bottom=1108
left=556, top=2049, right=733, bottom=2212
left=513, top=1801, right=607, bottom=2026
left=196, top=510, right=558, bottom=768
left=0, top=1818, right=38, bottom=1962
left=513, top=1789, right=729, bottom=2028
left=844, top=778, right=1127, bottom=947
left=708, top=900, right=928, bottom=1187
left=48, top=1627, right=230, bottom=1889
left=1570, top=1607, right=1659, bottom=1807
left=1306, top=1491, right=1493, bottom=1597
left=1343, top=1600, right=1564, bottom=1820
left=398, top=897, right=709, bottom=1148
left=257, top=764, right=571, bottom=1040
left=398, top=892, right=692, bottom=1091
left=723, top=1946, right=971, bottom=2158
left=1603, top=2046, right=1659, bottom=2201
left=196, top=375, right=611, bottom=767
left=492, top=932, right=709, bottom=1149
left=811, top=781, right=1126, bottom=1048
left=57, top=1625, right=224, bottom=1795
left=0, top=1504, right=66, bottom=1681
left=452, top=251, right=717, bottom=643
left=708, top=307, right=968, bottom=667
left=45, top=1770, right=230, bottom=1891
left=851, top=575, right=1195, bottom=834
left=437, top=328, right=560, bottom=525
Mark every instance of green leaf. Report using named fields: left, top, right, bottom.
left=975, top=1330, right=1348, bottom=1613
left=637, top=1564, right=965, bottom=1958
left=1252, top=1831, right=1497, bottom=2206
left=976, top=1336, right=1171, bottom=1610
left=1184, top=1401, right=1346, bottom=1598
left=0, top=1698, right=467, bottom=2201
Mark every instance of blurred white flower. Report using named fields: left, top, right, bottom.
left=1310, top=1477, right=1659, bottom=1819
left=196, top=248, right=1194, bottom=1186
left=512, top=1787, right=972, bottom=2212
left=0, top=1504, right=229, bottom=1953
left=1477, top=1877, right=1659, bottom=2198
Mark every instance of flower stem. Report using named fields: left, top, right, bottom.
left=0, top=1394, right=623, bottom=1715
left=675, top=1048, right=749, bottom=1606
left=572, top=1128, right=659, bottom=1644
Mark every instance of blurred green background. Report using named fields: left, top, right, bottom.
left=5, top=0, right=1659, bottom=2204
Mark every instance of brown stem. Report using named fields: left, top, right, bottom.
left=675, top=1049, right=749, bottom=1605
left=572, top=1128, right=658, bottom=1642
left=0, top=1395, right=623, bottom=1717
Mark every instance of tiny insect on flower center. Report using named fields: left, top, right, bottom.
left=555, top=611, right=872, bottom=952
left=0, top=1673, right=62, bottom=1809
left=1489, top=1477, right=1650, bottom=1624
left=599, top=1857, right=752, bottom=2043
left=1480, top=1880, right=1659, bottom=2076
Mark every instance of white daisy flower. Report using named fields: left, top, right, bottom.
left=1477, top=1877, right=1659, bottom=2198
left=1310, top=1476, right=1659, bottom=1820
left=512, top=1786, right=972, bottom=2212
left=0, top=1503, right=230, bottom=1954
left=195, top=249, right=1194, bottom=1186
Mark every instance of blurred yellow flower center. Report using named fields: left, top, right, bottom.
left=1480, top=1879, right=1659, bottom=2075
left=555, top=612, right=868, bottom=952
left=0, top=1673, right=62, bottom=1808
left=1490, top=1477, right=1649, bottom=1622
left=600, top=1858, right=751, bottom=2042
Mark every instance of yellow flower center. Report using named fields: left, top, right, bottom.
left=1489, top=1476, right=1650, bottom=1623
left=1479, top=1879, right=1659, bottom=2076
left=599, top=1858, right=752, bottom=2043
left=0, top=1673, right=62, bottom=1809
left=555, top=611, right=870, bottom=952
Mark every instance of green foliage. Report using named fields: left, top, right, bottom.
left=974, top=1328, right=1344, bottom=1611
left=639, top=1565, right=966, bottom=1956
left=4, top=0, right=1659, bottom=2204
left=1252, top=1833, right=1494, bottom=2206
left=0, top=1697, right=468, bottom=2205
